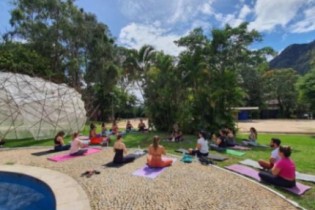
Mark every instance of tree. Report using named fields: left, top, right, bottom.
left=297, top=68, right=315, bottom=113
left=0, top=42, right=52, bottom=78
left=263, top=68, right=299, bottom=117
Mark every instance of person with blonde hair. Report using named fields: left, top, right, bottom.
left=147, top=136, right=173, bottom=168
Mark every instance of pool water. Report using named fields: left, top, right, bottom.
left=0, top=171, right=56, bottom=210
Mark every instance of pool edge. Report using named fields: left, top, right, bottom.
left=0, top=164, right=91, bottom=210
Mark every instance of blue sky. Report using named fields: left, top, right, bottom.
left=1, top=0, right=315, bottom=56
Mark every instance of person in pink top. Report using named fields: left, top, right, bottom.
left=258, top=146, right=296, bottom=188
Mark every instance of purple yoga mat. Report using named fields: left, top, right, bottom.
left=225, top=164, right=311, bottom=195
left=132, top=158, right=176, bottom=179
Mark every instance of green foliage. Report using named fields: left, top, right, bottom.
left=0, top=42, right=53, bottom=78
left=263, top=68, right=299, bottom=117
left=297, top=68, right=315, bottom=112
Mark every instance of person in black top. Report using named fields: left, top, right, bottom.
left=138, top=119, right=147, bottom=132
left=113, top=134, right=135, bottom=164
left=54, top=131, right=70, bottom=151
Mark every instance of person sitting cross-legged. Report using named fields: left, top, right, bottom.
left=258, top=138, right=281, bottom=170
left=54, top=131, right=70, bottom=151
left=189, top=131, right=209, bottom=157
left=169, top=123, right=183, bottom=142
left=69, top=132, right=88, bottom=156
left=147, top=136, right=173, bottom=168
left=138, top=119, right=147, bottom=132
left=126, top=120, right=134, bottom=132
left=258, top=146, right=296, bottom=188
left=112, top=134, right=135, bottom=164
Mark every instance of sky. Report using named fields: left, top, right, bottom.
left=1, top=0, right=315, bottom=56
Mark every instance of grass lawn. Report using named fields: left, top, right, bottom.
left=2, top=127, right=315, bottom=209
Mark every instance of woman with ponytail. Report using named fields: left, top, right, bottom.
left=147, top=136, right=173, bottom=168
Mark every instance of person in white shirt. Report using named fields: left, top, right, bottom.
left=258, top=138, right=281, bottom=169
left=70, top=132, right=88, bottom=156
left=189, top=131, right=209, bottom=157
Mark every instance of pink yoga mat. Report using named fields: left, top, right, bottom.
left=132, top=158, right=176, bottom=179
left=47, top=148, right=102, bottom=162
left=225, top=164, right=311, bottom=195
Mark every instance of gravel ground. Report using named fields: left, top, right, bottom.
left=0, top=147, right=297, bottom=210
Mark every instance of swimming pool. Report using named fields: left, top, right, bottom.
left=0, top=171, right=56, bottom=210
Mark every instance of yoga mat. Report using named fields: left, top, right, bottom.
left=132, top=158, right=176, bottom=179
left=47, top=148, right=102, bottom=162
left=208, top=154, right=228, bottom=161
left=104, top=150, right=147, bottom=168
left=230, top=145, right=251, bottom=151
left=296, top=172, right=315, bottom=183
left=32, top=149, right=58, bottom=156
left=225, top=164, right=311, bottom=195
left=226, top=149, right=245, bottom=156
left=175, top=148, right=189, bottom=154
left=240, top=159, right=315, bottom=183
left=239, top=159, right=263, bottom=169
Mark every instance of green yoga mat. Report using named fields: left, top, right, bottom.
left=226, top=149, right=245, bottom=156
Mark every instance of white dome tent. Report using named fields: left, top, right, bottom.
left=0, top=72, right=86, bottom=140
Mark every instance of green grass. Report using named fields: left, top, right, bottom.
left=3, top=129, right=315, bottom=209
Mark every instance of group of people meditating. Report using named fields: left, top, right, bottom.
left=54, top=123, right=297, bottom=188
left=210, top=127, right=258, bottom=149
left=54, top=128, right=173, bottom=168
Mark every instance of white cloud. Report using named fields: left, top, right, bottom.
left=118, top=23, right=186, bottom=56
left=118, top=0, right=214, bottom=26
left=239, top=5, right=252, bottom=19
left=290, top=6, right=315, bottom=33
left=249, top=0, right=306, bottom=32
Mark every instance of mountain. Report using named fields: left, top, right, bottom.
left=269, top=40, right=315, bottom=74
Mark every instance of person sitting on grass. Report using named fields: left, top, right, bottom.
left=138, top=119, right=147, bottom=132
left=126, top=120, right=133, bottom=132
left=188, top=131, right=209, bottom=157
left=69, top=132, right=88, bottom=156
left=243, top=127, right=258, bottom=146
left=147, top=136, right=173, bottom=168
left=111, top=121, right=119, bottom=135
left=258, top=138, right=281, bottom=170
left=226, top=128, right=236, bottom=146
left=113, top=134, right=135, bottom=164
left=101, top=122, right=108, bottom=136
left=54, top=131, right=70, bottom=151
left=258, top=146, right=296, bottom=188
left=215, top=129, right=228, bottom=147
left=169, top=123, right=183, bottom=142
left=89, top=123, right=100, bottom=138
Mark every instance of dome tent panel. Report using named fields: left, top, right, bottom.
left=0, top=72, right=87, bottom=140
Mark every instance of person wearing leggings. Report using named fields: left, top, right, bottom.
left=259, top=146, right=296, bottom=188
left=113, top=134, right=135, bottom=164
